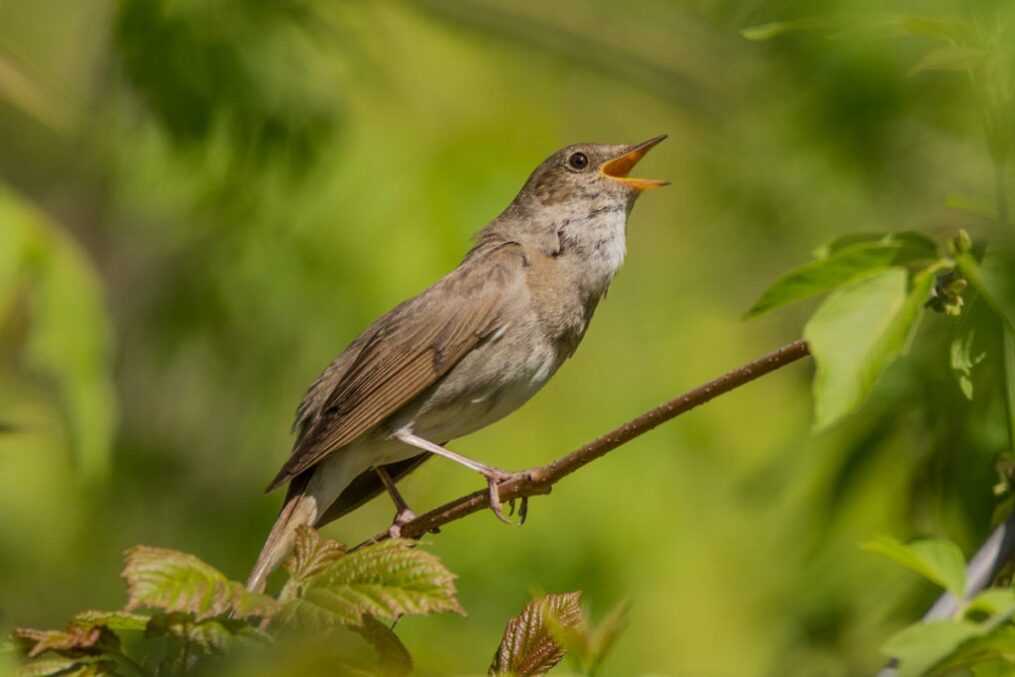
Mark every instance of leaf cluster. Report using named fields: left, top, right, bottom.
left=10, top=529, right=462, bottom=676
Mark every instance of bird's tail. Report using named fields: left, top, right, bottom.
left=246, top=476, right=318, bottom=592
left=246, top=453, right=360, bottom=592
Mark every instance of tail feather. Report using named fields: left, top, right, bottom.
left=246, top=479, right=317, bottom=592
left=247, top=450, right=365, bottom=592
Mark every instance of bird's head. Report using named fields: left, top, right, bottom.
left=515, top=135, right=668, bottom=212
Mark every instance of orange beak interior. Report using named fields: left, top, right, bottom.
left=599, top=134, right=669, bottom=191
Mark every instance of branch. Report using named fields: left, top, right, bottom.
left=365, top=339, right=810, bottom=543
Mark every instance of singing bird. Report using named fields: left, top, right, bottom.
left=247, top=136, right=668, bottom=591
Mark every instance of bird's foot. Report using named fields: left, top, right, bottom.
left=387, top=507, right=417, bottom=539
left=483, top=469, right=532, bottom=526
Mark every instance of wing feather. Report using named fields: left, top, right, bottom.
left=266, top=240, right=525, bottom=492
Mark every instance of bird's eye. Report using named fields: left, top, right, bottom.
left=567, top=152, right=589, bottom=171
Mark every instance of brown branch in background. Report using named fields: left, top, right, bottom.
left=365, top=339, right=811, bottom=544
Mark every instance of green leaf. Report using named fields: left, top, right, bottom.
left=816, top=231, right=939, bottom=261
left=862, top=536, right=967, bottom=598
left=883, top=620, right=982, bottom=677
left=70, top=611, right=150, bottom=634
left=352, top=616, right=412, bottom=677
left=747, top=234, right=938, bottom=318
left=490, top=591, right=584, bottom=677
left=964, top=589, right=1015, bottom=620
left=123, top=546, right=278, bottom=621
left=282, top=526, right=347, bottom=590
left=934, top=625, right=1015, bottom=675
left=805, top=266, right=937, bottom=429
left=276, top=539, right=462, bottom=630
left=0, top=184, right=118, bottom=483
left=747, top=242, right=901, bottom=318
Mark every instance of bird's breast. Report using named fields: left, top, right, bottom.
left=391, top=323, right=562, bottom=444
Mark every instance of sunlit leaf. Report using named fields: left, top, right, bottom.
left=123, top=546, right=277, bottom=621
left=284, top=526, right=347, bottom=584
left=816, top=231, right=938, bottom=261
left=933, top=625, right=1015, bottom=675
left=490, top=592, right=583, bottom=677
left=276, top=539, right=462, bottom=630
left=883, top=620, right=982, bottom=677
left=804, top=266, right=937, bottom=429
left=862, top=536, right=966, bottom=598
left=748, top=234, right=938, bottom=318
left=70, top=611, right=149, bottom=634
left=964, top=589, right=1015, bottom=619
left=747, top=242, right=901, bottom=318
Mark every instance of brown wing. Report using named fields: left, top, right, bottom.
left=265, top=240, right=526, bottom=492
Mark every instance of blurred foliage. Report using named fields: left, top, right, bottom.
left=3, top=0, right=1015, bottom=674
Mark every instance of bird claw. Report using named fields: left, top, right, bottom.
left=485, top=471, right=531, bottom=526
left=387, top=508, right=417, bottom=539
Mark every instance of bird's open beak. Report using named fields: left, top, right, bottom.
left=599, top=134, right=669, bottom=191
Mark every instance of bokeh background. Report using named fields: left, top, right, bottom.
left=2, top=1, right=1015, bottom=674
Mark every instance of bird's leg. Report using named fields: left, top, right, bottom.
left=391, top=430, right=527, bottom=524
left=375, top=466, right=416, bottom=539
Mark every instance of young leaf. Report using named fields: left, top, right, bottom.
left=490, top=591, right=584, bottom=677
left=746, top=241, right=902, bottom=318
left=276, top=539, right=462, bottom=630
left=285, top=526, right=347, bottom=583
left=12, top=626, right=109, bottom=659
left=123, top=546, right=277, bottom=621
left=805, top=267, right=936, bottom=429
left=862, top=536, right=967, bottom=598
left=547, top=599, right=630, bottom=675
left=883, top=620, right=982, bottom=677
left=71, top=611, right=150, bottom=633
left=816, top=231, right=938, bottom=261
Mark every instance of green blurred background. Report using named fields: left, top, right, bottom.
left=2, top=0, right=1014, bottom=674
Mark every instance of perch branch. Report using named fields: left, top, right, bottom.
left=364, top=339, right=810, bottom=543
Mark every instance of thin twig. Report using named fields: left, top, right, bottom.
left=363, top=339, right=810, bottom=544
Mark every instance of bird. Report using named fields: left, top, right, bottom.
left=246, top=135, right=668, bottom=592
